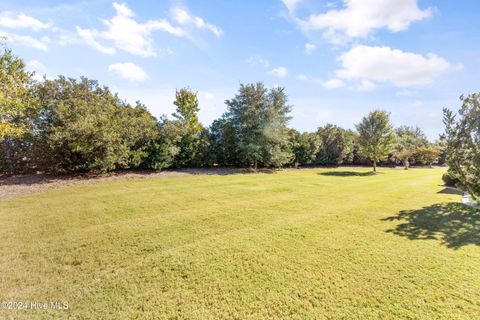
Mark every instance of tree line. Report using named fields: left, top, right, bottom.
left=1, top=45, right=447, bottom=175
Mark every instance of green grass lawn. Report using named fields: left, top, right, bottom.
left=1, top=168, right=479, bottom=319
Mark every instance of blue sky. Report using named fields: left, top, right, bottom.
left=1, top=0, right=479, bottom=140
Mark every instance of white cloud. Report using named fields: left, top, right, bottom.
left=171, top=7, right=191, bottom=25
left=0, top=11, right=52, bottom=50
left=332, top=45, right=453, bottom=88
left=108, top=62, right=149, bottom=81
left=0, top=30, right=49, bottom=50
left=194, top=17, right=223, bottom=37
left=248, top=55, right=270, bottom=68
left=170, top=7, right=223, bottom=37
left=0, top=12, right=52, bottom=31
left=268, top=66, right=288, bottom=78
left=282, top=0, right=303, bottom=13
left=323, top=78, right=345, bottom=89
left=305, top=42, right=316, bottom=55
left=356, top=79, right=376, bottom=92
left=295, top=0, right=432, bottom=44
left=76, top=27, right=115, bottom=55
left=77, top=2, right=187, bottom=57
left=145, top=20, right=187, bottom=37
left=77, top=3, right=222, bottom=56
left=248, top=55, right=289, bottom=80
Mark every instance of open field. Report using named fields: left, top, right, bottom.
left=0, top=167, right=479, bottom=319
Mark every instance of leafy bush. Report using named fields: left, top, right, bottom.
left=316, top=124, right=355, bottom=166
left=32, top=77, right=159, bottom=173
left=415, top=146, right=441, bottom=167
left=442, top=170, right=460, bottom=187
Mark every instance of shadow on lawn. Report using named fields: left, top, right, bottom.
left=437, top=187, right=464, bottom=196
left=382, top=203, right=480, bottom=249
left=318, top=171, right=377, bottom=177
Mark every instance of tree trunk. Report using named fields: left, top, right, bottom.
left=373, top=160, right=377, bottom=172
left=254, top=159, right=258, bottom=172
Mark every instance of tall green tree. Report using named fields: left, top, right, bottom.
left=117, top=101, right=159, bottom=168
left=342, top=130, right=358, bottom=165
left=288, top=130, right=321, bottom=166
left=143, top=117, right=182, bottom=170
left=0, top=45, right=37, bottom=173
left=209, top=117, right=238, bottom=166
left=171, top=88, right=203, bottom=167
left=443, top=93, right=480, bottom=201
left=395, top=126, right=428, bottom=145
left=316, top=124, right=354, bottom=166
left=434, top=137, right=448, bottom=165
left=0, top=44, right=34, bottom=139
left=355, top=110, right=396, bottom=172
left=225, top=83, right=292, bottom=170
left=262, top=86, right=293, bottom=167
left=192, top=128, right=213, bottom=167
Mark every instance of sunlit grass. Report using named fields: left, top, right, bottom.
left=1, top=168, right=479, bottom=319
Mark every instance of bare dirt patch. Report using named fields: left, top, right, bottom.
left=0, top=168, right=249, bottom=201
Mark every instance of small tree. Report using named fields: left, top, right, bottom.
left=394, top=149, right=414, bottom=170
left=355, top=110, right=395, bottom=172
left=415, top=146, right=440, bottom=167
left=394, top=125, right=428, bottom=167
left=393, top=133, right=418, bottom=170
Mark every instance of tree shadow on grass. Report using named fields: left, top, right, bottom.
left=318, top=171, right=377, bottom=177
left=382, top=203, right=480, bottom=249
left=437, top=187, right=464, bottom=196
